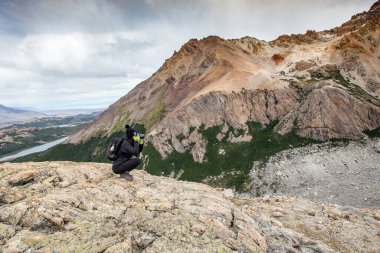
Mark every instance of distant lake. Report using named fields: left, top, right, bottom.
left=0, top=137, right=68, bottom=162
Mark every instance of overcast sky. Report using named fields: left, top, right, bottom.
left=0, top=0, right=376, bottom=110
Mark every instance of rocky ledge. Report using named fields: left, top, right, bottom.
left=0, top=162, right=379, bottom=252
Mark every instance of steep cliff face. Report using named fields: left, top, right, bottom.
left=68, top=1, right=380, bottom=162
left=150, top=89, right=300, bottom=161
left=1, top=162, right=379, bottom=252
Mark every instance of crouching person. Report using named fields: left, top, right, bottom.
left=111, top=126, right=143, bottom=181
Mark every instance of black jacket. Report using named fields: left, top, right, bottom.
left=113, top=139, right=139, bottom=165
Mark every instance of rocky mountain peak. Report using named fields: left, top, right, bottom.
left=270, top=30, right=320, bottom=47
left=334, top=0, right=380, bottom=35
left=369, top=0, right=380, bottom=13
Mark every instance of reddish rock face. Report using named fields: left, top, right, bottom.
left=295, top=60, right=315, bottom=71
left=67, top=1, right=380, bottom=161
left=271, top=54, right=285, bottom=65
left=8, top=170, right=39, bottom=186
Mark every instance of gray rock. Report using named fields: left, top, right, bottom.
left=248, top=138, right=380, bottom=208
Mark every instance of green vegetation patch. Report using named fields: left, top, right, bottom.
left=364, top=127, right=380, bottom=138
left=141, top=93, right=166, bottom=130
left=176, top=133, right=186, bottom=142
left=111, top=111, right=131, bottom=133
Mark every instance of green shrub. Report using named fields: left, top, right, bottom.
left=364, top=127, right=380, bottom=138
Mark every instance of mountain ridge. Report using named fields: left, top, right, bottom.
left=0, top=104, right=39, bottom=114
left=0, top=104, right=47, bottom=125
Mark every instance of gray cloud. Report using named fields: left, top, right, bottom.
left=0, top=0, right=376, bottom=110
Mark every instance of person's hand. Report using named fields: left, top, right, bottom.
left=133, top=135, right=143, bottom=144
left=133, top=135, right=140, bottom=142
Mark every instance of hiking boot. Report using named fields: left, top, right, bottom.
left=120, top=172, right=133, bottom=181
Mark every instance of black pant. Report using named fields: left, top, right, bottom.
left=112, top=158, right=141, bottom=174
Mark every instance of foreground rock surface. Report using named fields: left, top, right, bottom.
left=0, top=162, right=379, bottom=253
left=238, top=197, right=380, bottom=253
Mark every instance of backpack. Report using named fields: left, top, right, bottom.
left=106, top=138, right=124, bottom=161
